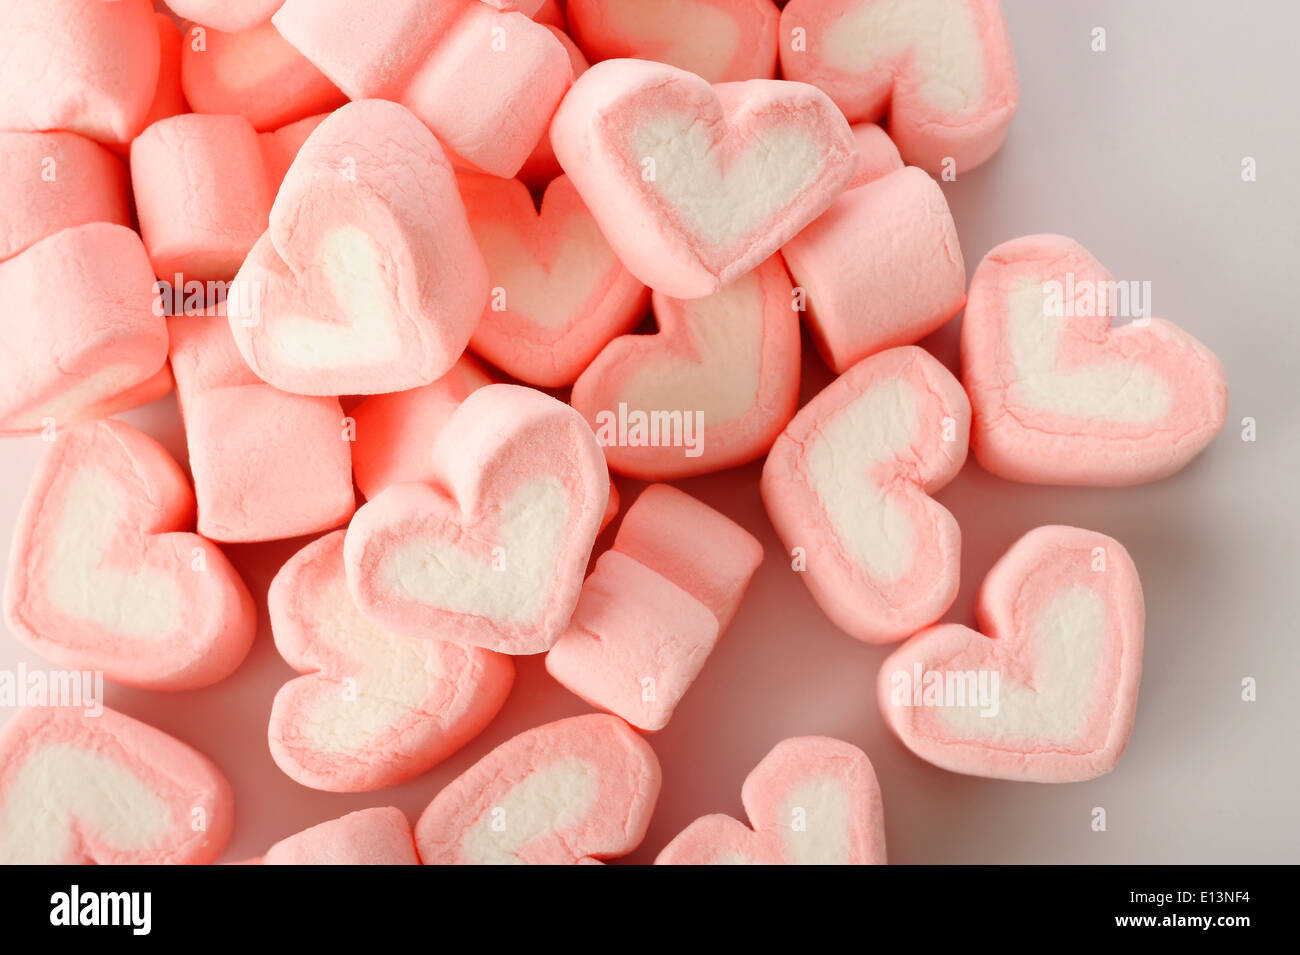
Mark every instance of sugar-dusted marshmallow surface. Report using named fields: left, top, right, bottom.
left=780, top=0, right=1019, bottom=173
left=269, top=531, right=514, bottom=792
left=180, top=21, right=347, bottom=132
left=613, top=484, right=764, bottom=630
left=168, top=312, right=355, bottom=543
left=131, top=114, right=273, bottom=282
left=5, top=420, right=256, bottom=690
left=273, top=0, right=571, bottom=177
left=547, top=485, right=761, bottom=731
left=168, top=0, right=284, bottom=34
left=962, top=235, right=1229, bottom=485
left=656, top=736, right=886, bottom=864
left=0, top=705, right=233, bottom=865
left=573, top=256, right=799, bottom=479
left=546, top=552, right=719, bottom=732
left=459, top=173, right=648, bottom=387
left=271, top=0, right=461, bottom=100
left=0, top=131, right=130, bottom=263
left=551, top=59, right=857, bottom=298
left=351, top=356, right=492, bottom=501
left=415, top=714, right=660, bottom=864
left=879, top=525, right=1144, bottom=782
left=253, top=807, right=420, bottom=865
left=782, top=167, right=966, bottom=374
left=762, top=347, right=970, bottom=644
left=398, top=3, right=573, bottom=178
left=0, top=0, right=159, bottom=144
left=0, top=224, right=168, bottom=436
left=227, top=100, right=488, bottom=396
left=346, top=385, right=608, bottom=655
left=567, top=0, right=781, bottom=83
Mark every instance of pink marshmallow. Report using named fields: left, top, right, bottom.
left=167, top=312, right=355, bottom=542
left=572, top=255, right=800, bottom=478
left=227, top=100, right=489, bottom=396
left=846, top=121, right=904, bottom=189
left=351, top=356, right=493, bottom=501
left=551, top=59, right=857, bottom=298
left=258, top=113, right=328, bottom=194
left=781, top=166, right=966, bottom=374
left=0, top=131, right=130, bottom=263
left=517, top=26, right=590, bottom=188
left=274, top=1, right=571, bottom=177
left=131, top=114, right=273, bottom=282
left=180, top=20, right=347, bottom=132
left=0, top=0, right=159, bottom=143
left=0, top=223, right=168, bottom=435
left=4, top=419, right=256, bottom=690
left=268, top=531, right=514, bottom=792
left=398, top=4, right=573, bottom=178
left=255, top=808, right=420, bottom=865
left=547, top=485, right=761, bottom=730
left=415, top=714, right=660, bottom=864
left=612, top=483, right=763, bottom=630
left=779, top=0, right=1019, bottom=174
left=656, top=736, right=886, bottom=864
left=345, top=385, right=609, bottom=655
left=460, top=173, right=649, bottom=387
left=567, top=0, right=781, bottom=83
left=879, top=525, right=1145, bottom=782
left=0, top=705, right=233, bottom=864
left=104, top=13, right=189, bottom=159
left=962, top=234, right=1229, bottom=485
left=546, top=551, right=719, bottom=731
left=533, top=0, right=565, bottom=28
left=761, top=346, right=970, bottom=645
left=271, top=0, right=461, bottom=100
left=168, top=0, right=284, bottom=34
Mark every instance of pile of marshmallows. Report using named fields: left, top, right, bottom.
left=0, top=0, right=1229, bottom=866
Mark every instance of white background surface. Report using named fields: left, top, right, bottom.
left=1, top=0, right=1298, bottom=863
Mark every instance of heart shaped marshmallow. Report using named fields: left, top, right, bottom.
left=227, top=99, right=488, bottom=396
left=550, top=58, right=857, bottom=298
left=459, top=173, right=648, bottom=387
left=268, top=531, right=514, bottom=792
left=780, top=0, right=1019, bottom=173
left=656, top=736, right=886, bottom=864
left=962, top=234, right=1229, bottom=485
left=415, top=714, right=661, bottom=864
left=0, top=705, right=233, bottom=864
left=761, top=346, right=970, bottom=644
left=4, top=419, right=256, bottom=690
left=344, top=384, right=609, bottom=655
left=572, top=255, right=800, bottom=479
left=878, top=525, right=1144, bottom=782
